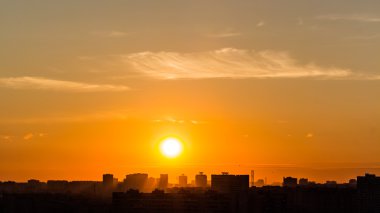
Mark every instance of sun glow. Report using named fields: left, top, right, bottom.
left=160, top=137, right=183, bottom=158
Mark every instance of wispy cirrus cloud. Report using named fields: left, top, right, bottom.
left=0, top=77, right=129, bottom=92
left=122, top=48, right=351, bottom=79
left=367, top=75, right=380, bottom=80
left=206, top=29, right=242, bottom=38
left=23, top=133, right=47, bottom=141
left=317, top=14, right=380, bottom=23
left=151, top=117, right=206, bottom=125
left=23, top=133, right=35, bottom=140
left=0, top=133, right=47, bottom=142
left=257, top=21, right=265, bottom=27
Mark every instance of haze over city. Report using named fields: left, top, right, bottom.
left=1, top=0, right=380, bottom=185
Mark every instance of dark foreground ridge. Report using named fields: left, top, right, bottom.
left=0, top=173, right=379, bottom=213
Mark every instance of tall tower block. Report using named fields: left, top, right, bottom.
left=251, top=170, right=255, bottom=187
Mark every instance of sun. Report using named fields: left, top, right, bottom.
left=160, top=137, right=183, bottom=158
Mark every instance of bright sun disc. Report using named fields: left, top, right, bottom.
left=160, top=137, right=183, bottom=158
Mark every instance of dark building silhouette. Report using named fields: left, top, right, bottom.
left=195, top=172, right=207, bottom=188
left=2, top=173, right=380, bottom=213
left=47, top=180, right=69, bottom=193
left=325, top=180, right=338, bottom=188
left=0, top=193, right=109, bottom=213
left=112, top=190, right=230, bottom=213
left=68, top=181, right=100, bottom=195
left=283, top=177, right=298, bottom=188
left=211, top=173, right=249, bottom=213
left=102, top=174, right=114, bottom=190
left=250, top=170, right=255, bottom=187
left=26, top=179, right=46, bottom=193
left=349, top=179, right=357, bottom=188
left=357, top=173, right=380, bottom=213
left=299, top=178, right=309, bottom=186
left=158, top=174, right=169, bottom=190
left=179, top=174, right=187, bottom=187
left=248, top=185, right=358, bottom=213
left=211, top=173, right=249, bottom=194
left=123, top=173, right=148, bottom=192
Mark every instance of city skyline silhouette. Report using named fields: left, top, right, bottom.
left=1, top=0, right=380, bottom=212
left=1, top=171, right=380, bottom=212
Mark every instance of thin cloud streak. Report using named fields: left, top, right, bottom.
left=151, top=117, right=206, bottom=125
left=123, top=48, right=351, bottom=79
left=257, top=21, right=265, bottom=27
left=0, top=77, right=129, bottom=92
left=317, top=14, right=380, bottom=22
left=206, top=30, right=242, bottom=38
left=23, top=133, right=34, bottom=141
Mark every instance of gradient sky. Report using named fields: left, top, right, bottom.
left=1, top=0, right=380, bottom=183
